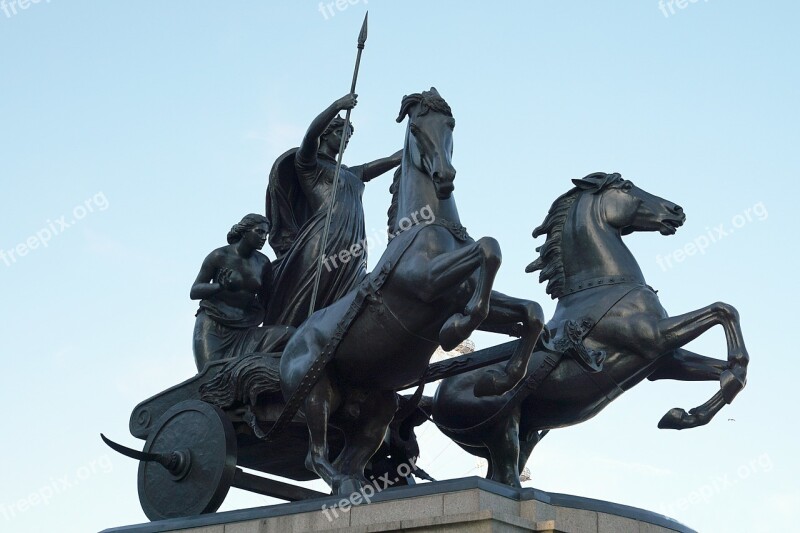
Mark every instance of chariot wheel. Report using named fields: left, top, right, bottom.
left=137, top=399, right=237, bottom=521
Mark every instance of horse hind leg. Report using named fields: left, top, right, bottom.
left=332, top=390, right=399, bottom=490
left=302, top=369, right=348, bottom=492
left=474, top=291, right=544, bottom=397
left=518, top=430, right=548, bottom=476
left=484, top=411, right=522, bottom=487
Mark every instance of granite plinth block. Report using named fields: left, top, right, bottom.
left=101, top=477, right=695, bottom=533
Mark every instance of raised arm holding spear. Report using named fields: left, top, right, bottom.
left=264, top=12, right=403, bottom=329
left=309, top=12, right=369, bottom=317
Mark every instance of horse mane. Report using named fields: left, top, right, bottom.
left=526, top=172, right=622, bottom=299
left=387, top=88, right=453, bottom=237
left=387, top=166, right=402, bottom=239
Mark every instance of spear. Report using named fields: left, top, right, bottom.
left=308, top=11, right=368, bottom=317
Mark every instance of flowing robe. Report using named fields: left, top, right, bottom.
left=193, top=297, right=293, bottom=372
left=265, top=149, right=367, bottom=327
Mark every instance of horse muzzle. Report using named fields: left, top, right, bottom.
left=433, top=169, right=456, bottom=199
left=658, top=204, right=685, bottom=235
left=659, top=216, right=685, bottom=235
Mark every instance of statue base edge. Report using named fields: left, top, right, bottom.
left=100, top=476, right=696, bottom=533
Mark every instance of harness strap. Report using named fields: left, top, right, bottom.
left=259, top=225, right=427, bottom=442
left=394, top=374, right=427, bottom=423
left=560, top=275, right=642, bottom=297
left=433, top=284, right=646, bottom=436
left=433, top=351, right=563, bottom=437
left=259, top=218, right=473, bottom=441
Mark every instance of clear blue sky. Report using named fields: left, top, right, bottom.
left=1, top=2, right=797, bottom=532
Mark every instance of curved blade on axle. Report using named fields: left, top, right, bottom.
left=101, top=433, right=163, bottom=463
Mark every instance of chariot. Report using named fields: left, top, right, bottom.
left=103, top=343, right=517, bottom=521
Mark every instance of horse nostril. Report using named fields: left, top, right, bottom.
left=434, top=169, right=456, bottom=183
left=673, top=205, right=684, bottom=214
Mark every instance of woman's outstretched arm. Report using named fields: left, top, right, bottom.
left=357, top=149, right=403, bottom=183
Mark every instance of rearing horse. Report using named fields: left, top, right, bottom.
left=279, top=88, right=544, bottom=495
left=431, top=172, right=750, bottom=487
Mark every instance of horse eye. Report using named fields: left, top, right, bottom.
left=621, top=182, right=633, bottom=191
left=409, top=123, right=420, bottom=135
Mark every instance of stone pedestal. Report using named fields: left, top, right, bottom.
left=101, top=477, right=695, bottom=533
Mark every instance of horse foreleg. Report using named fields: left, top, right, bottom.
left=414, top=241, right=487, bottom=302
left=473, top=291, right=544, bottom=397
left=437, top=237, right=502, bottom=350
left=649, top=350, right=730, bottom=430
left=659, top=390, right=728, bottom=430
left=655, top=303, right=749, bottom=430
left=648, top=348, right=728, bottom=381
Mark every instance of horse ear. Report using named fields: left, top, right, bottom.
left=397, top=93, right=421, bottom=123
left=573, top=172, right=615, bottom=192
left=396, top=96, right=409, bottom=123
left=429, top=87, right=440, bottom=96
left=571, top=178, right=599, bottom=191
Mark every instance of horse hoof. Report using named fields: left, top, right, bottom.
left=439, top=314, right=471, bottom=351
left=658, top=408, right=694, bottom=430
left=474, top=369, right=514, bottom=397
left=332, top=475, right=362, bottom=496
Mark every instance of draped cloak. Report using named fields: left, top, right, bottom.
left=264, top=148, right=367, bottom=327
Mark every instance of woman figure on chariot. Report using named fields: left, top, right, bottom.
left=265, top=93, right=402, bottom=327
left=190, top=214, right=295, bottom=372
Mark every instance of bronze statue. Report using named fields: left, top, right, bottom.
left=190, top=214, right=294, bottom=371
left=270, top=88, right=544, bottom=495
left=100, top=15, right=750, bottom=521
left=429, top=173, right=749, bottom=487
left=264, top=94, right=402, bottom=328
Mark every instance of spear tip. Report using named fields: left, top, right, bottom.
left=358, top=11, right=368, bottom=46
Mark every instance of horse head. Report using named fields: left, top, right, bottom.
left=572, top=172, right=686, bottom=236
left=530, top=172, right=687, bottom=298
left=396, top=87, right=457, bottom=199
